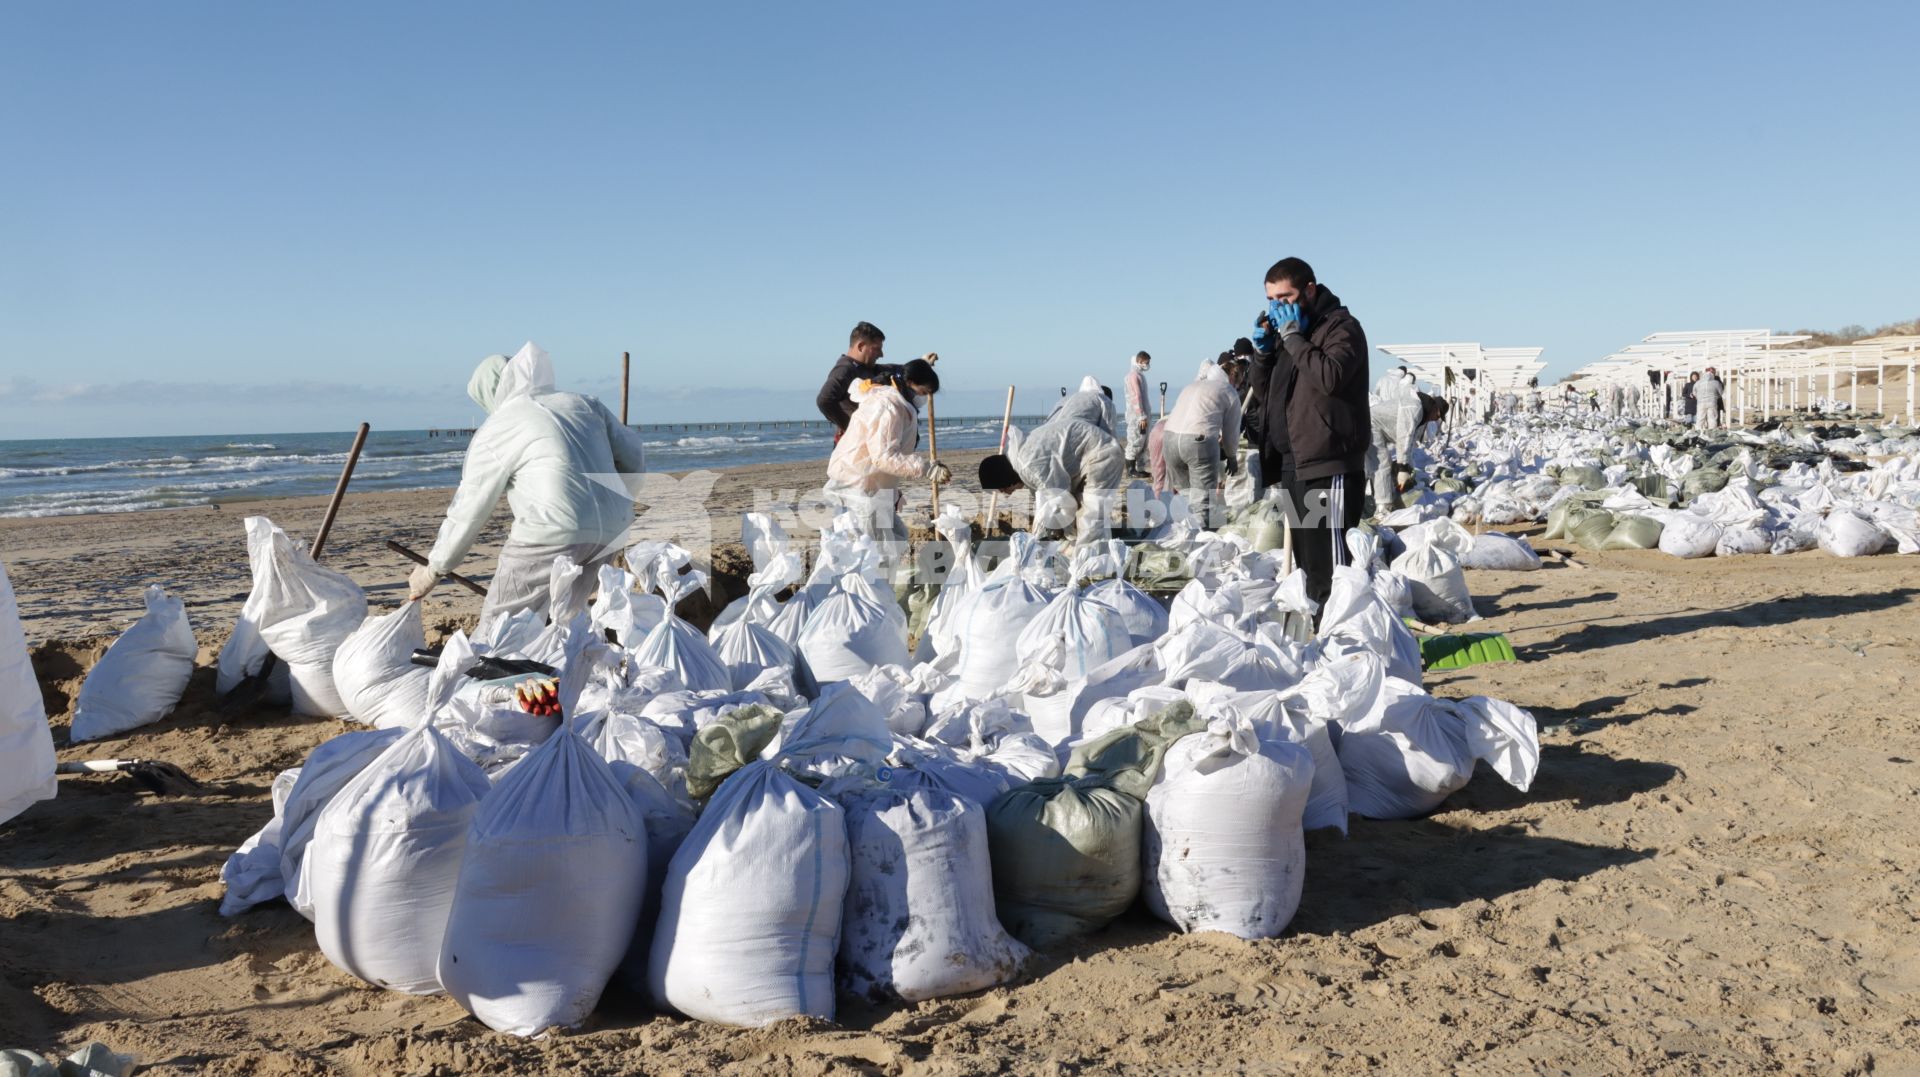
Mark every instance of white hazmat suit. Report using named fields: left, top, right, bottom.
left=423, top=343, right=648, bottom=630
left=1162, top=363, right=1242, bottom=523
left=824, top=378, right=928, bottom=558
left=1366, top=370, right=1427, bottom=513
left=1012, top=416, right=1124, bottom=544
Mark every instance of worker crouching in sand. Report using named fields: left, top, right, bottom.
left=978, top=411, right=1125, bottom=546
left=409, top=343, right=648, bottom=631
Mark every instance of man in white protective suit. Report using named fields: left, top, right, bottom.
left=1367, top=368, right=1448, bottom=515
left=1047, top=374, right=1120, bottom=436
left=977, top=411, right=1125, bottom=546
left=1123, top=351, right=1152, bottom=478
left=1161, top=359, right=1243, bottom=526
left=1695, top=366, right=1725, bottom=430
left=409, top=342, right=648, bottom=629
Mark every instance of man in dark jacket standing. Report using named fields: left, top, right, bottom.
left=817, top=321, right=905, bottom=438
left=1247, top=257, right=1370, bottom=616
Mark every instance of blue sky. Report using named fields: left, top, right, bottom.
left=3, top=1, right=1915, bottom=438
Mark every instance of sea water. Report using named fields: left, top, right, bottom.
left=0, top=416, right=1044, bottom=519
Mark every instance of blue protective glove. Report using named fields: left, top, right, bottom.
left=1268, top=299, right=1305, bottom=339
left=1250, top=309, right=1273, bottom=349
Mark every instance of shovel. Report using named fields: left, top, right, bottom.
left=220, top=422, right=370, bottom=712
left=57, top=758, right=203, bottom=796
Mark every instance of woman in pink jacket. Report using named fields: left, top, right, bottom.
left=824, top=358, right=945, bottom=559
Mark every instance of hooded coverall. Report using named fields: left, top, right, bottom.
left=425, top=345, right=648, bottom=631
left=824, top=379, right=927, bottom=558
left=1012, top=416, right=1125, bottom=545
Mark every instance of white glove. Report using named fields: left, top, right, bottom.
left=929, top=461, right=953, bottom=486
left=407, top=564, right=439, bottom=601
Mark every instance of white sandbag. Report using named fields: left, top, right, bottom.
left=0, top=560, right=56, bottom=825
left=1818, top=510, right=1889, bottom=558
left=1142, top=716, right=1313, bottom=939
left=213, top=516, right=290, bottom=703
left=220, top=727, right=404, bottom=917
left=1337, top=679, right=1539, bottom=820
left=1460, top=532, right=1542, bottom=571
left=1370, top=569, right=1415, bottom=618
left=1715, top=526, right=1774, bottom=557
left=591, top=564, right=666, bottom=646
left=833, top=772, right=1031, bottom=1002
left=584, top=710, right=698, bottom=993
left=1015, top=586, right=1132, bottom=683
left=649, top=697, right=887, bottom=1026
left=848, top=663, right=951, bottom=738
left=710, top=616, right=796, bottom=692
left=332, top=601, right=432, bottom=729
left=915, top=506, right=987, bottom=662
left=1075, top=686, right=1191, bottom=760
left=949, top=537, right=1054, bottom=700
left=1083, top=577, right=1168, bottom=647
left=1067, top=643, right=1165, bottom=729
left=1389, top=519, right=1476, bottom=624
left=310, top=723, right=491, bottom=994
left=70, top=585, right=197, bottom=743
left=1657, top=514, right=1723, bottom=559
left=637, top=688, right=774, bottom=746
left=1313, top=566, right=1425, bottom=685
left=1188, top=681, right=1347, bottom=834
left=632, top=613, right=733, bottom=694
left=798, top=575, right=910, bottom=686
left=438, top=725, right=648, bottom=1036
left=1008, top=584, right=1133, bottom=744
left=580, top=709, right=691, bottom=803
left=244, top=516, right=368, bottom=716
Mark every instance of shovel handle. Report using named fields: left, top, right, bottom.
left=385, top=540, right=490, bottom=596
left=312, top=423, right=370, bottom=561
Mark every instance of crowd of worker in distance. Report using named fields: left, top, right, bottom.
left=404, top=256, right=1459, bottom=624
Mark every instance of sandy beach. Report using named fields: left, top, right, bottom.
left=3, top=453, right=1919, bottom=1074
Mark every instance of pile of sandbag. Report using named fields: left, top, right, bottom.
left=205, top=505, right=1553, bottom=1039
left=1412, top=404, right=1920, bottom=562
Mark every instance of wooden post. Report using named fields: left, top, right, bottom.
left=983, top=386, right=1016, bottom=530
left=620, top=351, right=630, bottom=425
left=923, top=352, right=941, bottom=516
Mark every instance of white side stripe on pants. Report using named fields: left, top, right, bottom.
left=1330, top=474, right=1348, bottom=567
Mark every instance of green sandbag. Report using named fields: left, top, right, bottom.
left=1125, top=544, right=1197, bottom=591
left=1600, top=514, right=1664, bottom=551
left=1544, top=500, right=1572, bottom=540
left=1220, top=500, right=1286, bottom=552
left=986, top=776, right=1142, bottom=948
left=684, top=704, right=786, bottom=800
left=1566, top=508, right=1618, bottom=550
left=1063, top=701, right=1204, bottom=801
left=1631, top=473, right=1671, bottom=501
left=1420, top=632, right=1517, bottom=670
left=1680, top=468, right=1729, bottom=500
left=900, top=581, right=939, bottom=651
left=1430, top=477, right=1471, bottom=495
left=1555, top=464, right=1608, bottom=490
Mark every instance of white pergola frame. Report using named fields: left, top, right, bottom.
left=1377, top=342, right=1547, bottom=423
left=1554, top=330, right=1920, bottom=424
